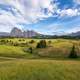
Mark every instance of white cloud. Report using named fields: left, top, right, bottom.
left=74, top=0, right=80, bottom=4
left=0, top=0, right=58, bottom=21
left=65, top=26, right=80, bottom=33
left=0, top=7, right=29, bottom=32
left=41, top=23, right=66, bottom=35
left=57, top=9, right=80, bottom=17
left=0, top=0, right=80, bottom=33
left=0, top=0, right=59, bottom=32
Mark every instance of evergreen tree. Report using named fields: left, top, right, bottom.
left=69, top=45, right=78, bottom=58
left=36, top=40, right=47, bottom=48
left=29, top=40, right=35, bottom=44
left=28, top=47, right=33, bottom=53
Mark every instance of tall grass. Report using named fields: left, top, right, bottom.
left=0, top=60, right=80, bottom=80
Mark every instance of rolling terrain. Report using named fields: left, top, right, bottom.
left=0, top=38, right=80, bottom=80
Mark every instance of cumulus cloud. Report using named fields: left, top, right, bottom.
left=74, top=0, right=80, bottom=4
left=0, top=0, right=59, bottom=32
left=65, top=26, right=80, bottom=33
left=57, top=9, right=80, bottom=17
left=0, top=5, right=28, bottom=32
left=0, top=0, right=58, bottom=22
left=0, top=0, right=80, bottom=33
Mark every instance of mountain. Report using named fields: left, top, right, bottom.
left=69, top=31, right=80, bottom=36
left=0, top=27, right=40, bottom=38
left=0, top=27, right=80, bottom=38
left=10, top=27, right=23, bottom=37
left=23, top=30, right=39, bottom=38
left=0, top=32, right=10, bottom=37
left=10, top=27, right=39, bottom=38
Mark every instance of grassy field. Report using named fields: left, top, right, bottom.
left=0, top=38, right=80, bottom=59
left=0, top=59, right=80, bottom=80
left=0, top=38, right=80, bottom=80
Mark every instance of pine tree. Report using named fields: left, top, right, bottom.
left=28, top=47, right=33, bottom=53
left=69, top=45, right=78, bottom=58
left=36, top=40, right=47, bottom=48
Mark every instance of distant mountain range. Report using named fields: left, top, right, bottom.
left=69, top=31, right=80, bottom=36
left=0, top=27, right=40, bottom=38
left=0, top=27, right=80, bottom=38
left=0, top=32, right=10, bottom=37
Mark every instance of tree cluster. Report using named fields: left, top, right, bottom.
left=36, top=40, right=47, bottom=48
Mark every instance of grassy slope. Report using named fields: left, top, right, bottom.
left=0, top=45, right=25, bottom=57
left=0, top=39, right=80, bottom=80
left=0, top=60, right=80, bottom=80
left=0, top=45, right=39, bottom=59
left=0, top=39, right=80, bottom=59
left=0, top=45, right=24, bottom=54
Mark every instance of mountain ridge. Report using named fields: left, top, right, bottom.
left=0, top=27, right=40, bottom=38
left=0, top=27, right=80, bottom=38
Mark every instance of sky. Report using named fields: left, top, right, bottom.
left=0, top=0, right=80, bottom=35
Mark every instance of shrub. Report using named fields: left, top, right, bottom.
left=69, top=45, right=78, bottom=58
left=36, top=40, right=47, bottom=48
left=0, top=40, right=6, bottom=42
left=48, top=40, right=52, bottom=44
left=22, top=39, right=25, bottom=41
left=29, top=40, right=35, bottom=44
left=13, top=43, right=19, bottom=46
left=27, top=47, right=33, bottom=53
left=19, top=39, right=22, bottom=41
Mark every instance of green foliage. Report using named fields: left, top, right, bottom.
left=48, top=40, right=52, bottom=44
left=29, top=40, right=35, bottom=44
left=13, top=43, right=19, bottom=46
left=69, top=45, right=78, bottom=58
left=27, top=47, right=33, bottom=53
left=36, top=40, right=47, bottom=48
left=0, top=38, right=80, bottom=59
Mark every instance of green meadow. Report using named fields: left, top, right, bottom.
left=0, top=38, right=80, bottom=59
left=0, top=38, right=80, bottom=80
left=0, top=59, right=80, bottom=80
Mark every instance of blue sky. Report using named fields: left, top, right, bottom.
left=0, top=0, right=80, bottom=35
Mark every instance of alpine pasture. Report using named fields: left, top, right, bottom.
left=0, top=38, right=80, bottom=80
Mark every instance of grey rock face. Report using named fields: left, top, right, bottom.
left=10, top=27, right=39, bottom=38
left=10, top=27, right=23, bottom=37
